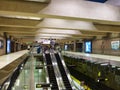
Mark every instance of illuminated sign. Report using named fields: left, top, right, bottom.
left=7, top=39, right=11, bottom=53
left=36, top=83, right=51, bottom=88
left=111, top=41, right=120, bottom=50
left=85, top=41, right=92, bottom=53
left=23, top=85, right=28, bottom=89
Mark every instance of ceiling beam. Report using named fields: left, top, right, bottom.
left=10, top=33, right=92, bottom=38
left=0, top=24, right=120, bottom=33
left=0, top=10, right=119, bottom=26
left=8, top=31, right=106, bottom=37
left=0, top=31, right=36, bottom=34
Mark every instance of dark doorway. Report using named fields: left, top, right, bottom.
left=76, top=43, right=83, bottom=52
left=11, top=41, right=15, bottom=52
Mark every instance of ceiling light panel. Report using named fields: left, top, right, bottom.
left=36, top=34, right=71, bottom=37
left=35, top=36, right=66, bottom=39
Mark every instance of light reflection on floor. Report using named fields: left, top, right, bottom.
left=12, top=56, right=46, bottom=90
left=34, top=57, right=46, bottom=90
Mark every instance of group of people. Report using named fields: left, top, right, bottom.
left=42, top=45, right=62, bottom=53
left=27, top=41, right=62, bottom=54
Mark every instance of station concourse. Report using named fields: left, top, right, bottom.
left=0, top=0, right=120, bottom=90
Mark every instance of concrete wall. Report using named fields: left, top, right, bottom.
left=0, top=36, right=6, bottom=56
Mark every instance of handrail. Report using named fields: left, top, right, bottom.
left=0, top=54, right=29, bottom=90
left=42, top=53, right=51, bottom=85
left=58, top=51, right=84, bottom=90
left=50, top=53, right=65, bottom=90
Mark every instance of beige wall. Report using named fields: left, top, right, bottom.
left=0, top=36, right=6, bottom=56
left=92, top=39, right=103, bottom=54
left=92, top=38, right=120, bottom=56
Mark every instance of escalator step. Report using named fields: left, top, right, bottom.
left=45, top=54, right=59, bottom=90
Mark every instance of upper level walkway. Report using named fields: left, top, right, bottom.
left=63, top=51, right=120, bottom=67
left=0, top=50, right=28, bottom=69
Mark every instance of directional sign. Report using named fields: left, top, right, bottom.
left=36, top=83, right=51, bottom=88
left=24, top=85, right=28, bottom=89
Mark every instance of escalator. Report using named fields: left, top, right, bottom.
left=45, top=54, right=59, bottom=90
left=55, top=53, right=72, bottom=90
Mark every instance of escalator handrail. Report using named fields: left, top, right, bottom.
left=44, top=53, right=59, bottom=90
left=55, top=53, right=73, bottom=89
left=50, top=53, right=66, bottom=90
left=42, top=53, right=50, bottom=84
left=57, top=52, right=83, bottom=90
left=0, top=55, right=29, bottom=90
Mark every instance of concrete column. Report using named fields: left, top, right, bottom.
left=73, top=40, right=76, bottom=52
left=3, top=32, right=7, bottom=54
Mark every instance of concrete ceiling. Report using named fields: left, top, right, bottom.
left=0, top=0, right=120, bottom=43
left=106, top=0, right=120, bottom=6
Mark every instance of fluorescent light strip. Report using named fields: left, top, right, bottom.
left=117, top=68, right=120, bottom=70
left=1, top=15, right=42, bottom=20
left=100, top=63, right=109, bottom=66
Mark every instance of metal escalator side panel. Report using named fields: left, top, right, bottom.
left=44, top=53, right=59, bottom=90
left=55, top=53, right=73, bottom=90
left=50, top=53, right=66, bottom=90
left=43, top=53, right=50, bottom=85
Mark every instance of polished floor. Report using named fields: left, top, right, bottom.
left=12, top=55, right=46, bottom=90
